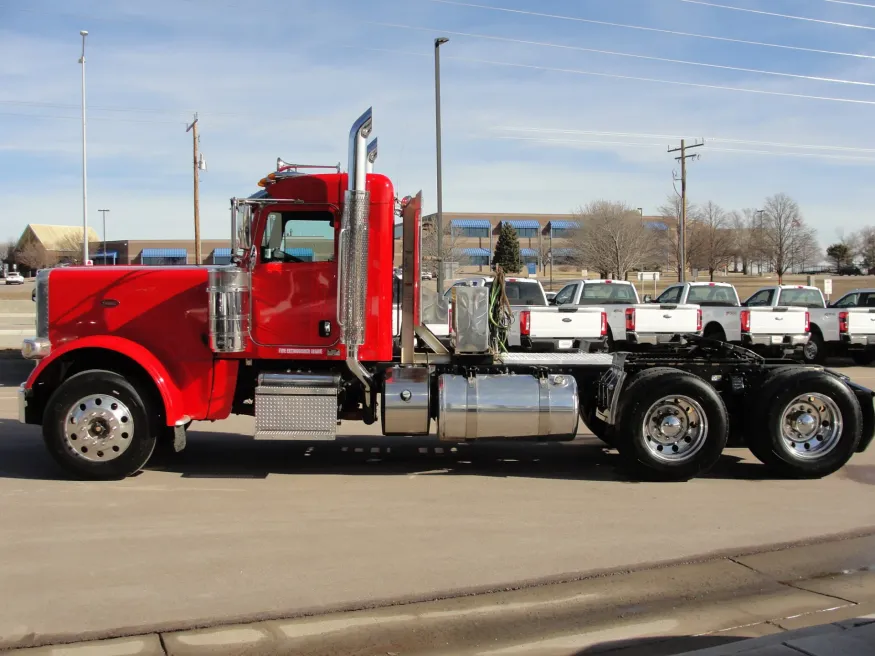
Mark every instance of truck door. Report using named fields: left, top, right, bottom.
left=250, top=206, right=339, bottom=348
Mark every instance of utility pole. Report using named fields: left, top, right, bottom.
left=186, top=114, right=202, bottom=265
left=98, top=209, right=109, bottom=264
left=434, top=37, right=449, bottom=293
left=79, top=30, right=90, bottom=265
left=668, top=139, right=704, bottom=283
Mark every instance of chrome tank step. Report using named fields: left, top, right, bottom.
left=254, top=373, right=340, bottom=440
left=498, top=353, right=615, bottom=367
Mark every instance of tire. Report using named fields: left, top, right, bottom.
left=852, top=351, right=875, bottom=366
left=802, top=331, right=826, bottom=365
left=42, top=370, right=158, bottom=480
left=703, top=325, right=726, bottom=342
left=746, top=369, right=861, bottom=478
left=614, top=369, right=728, bottom=481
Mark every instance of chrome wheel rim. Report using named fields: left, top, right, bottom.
left=64, top=394, right=135, bottom=463
left=803, top=341, right=818, bottom=361
left=778, top=393, right=842, bottom=460
left=642, top=395, right=709, bottom=463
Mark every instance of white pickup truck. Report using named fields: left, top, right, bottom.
left=749, top=285, right=875, bottom=364
left=394, top=277, right=607, bottom=353
left=552, top=279, right=701, bottom=350
left=653, top=282, right=809, bottom=356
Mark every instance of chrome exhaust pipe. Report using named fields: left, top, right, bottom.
left=341, top=108, right=374, bottom=392
left=366, top=138, right=378, bottom=173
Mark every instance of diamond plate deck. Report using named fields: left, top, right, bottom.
left=498, top=352, right=615, bottom=367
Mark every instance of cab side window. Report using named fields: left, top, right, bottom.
left=834, top=293, right=859, bottom=308
left=261, top=210, right=335, bottom=264
left=554, top=284, right=577, bottom=305
left=745, top=290, right=774, bottom=307
left=656, top=286, right=682, bottom=304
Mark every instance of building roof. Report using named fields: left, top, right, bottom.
left=21, top=224, right=101, bottom=250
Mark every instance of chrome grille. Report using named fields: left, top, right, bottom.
left=35, top=269, right=49, bottom=339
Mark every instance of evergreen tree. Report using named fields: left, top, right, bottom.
left=492, top=223, right=522, bottom=273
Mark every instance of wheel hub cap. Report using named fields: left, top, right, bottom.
left=779, top=394, right=842, bottom=460
left=642, top=396, right=709, bottom=463
left=63, top=395, right=135, bottom=463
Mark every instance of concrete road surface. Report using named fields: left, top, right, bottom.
left=1, top=368, right=875, bottom=648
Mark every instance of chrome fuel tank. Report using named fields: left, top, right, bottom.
left=438, top=374, right=579, bottom=441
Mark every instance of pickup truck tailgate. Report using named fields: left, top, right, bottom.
left=747, top=307, right=808, bottom=335
left=845, top=309, right=875, bottom=337
left=527, top=307, right=605, bottom=339
left=631, top=304, right=699, bottom=334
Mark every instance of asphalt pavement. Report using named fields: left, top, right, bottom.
left=2, top=367, right=875, bottom=650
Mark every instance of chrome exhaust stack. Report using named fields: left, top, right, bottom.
left=366, top=138, right=378, bottom=173
left=340, top=108, right=374, bottom=391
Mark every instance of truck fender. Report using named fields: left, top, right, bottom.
left=26, top=336, right=186, bottom=426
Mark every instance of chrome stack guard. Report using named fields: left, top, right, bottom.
left=18, top=384, right=28, bottom=424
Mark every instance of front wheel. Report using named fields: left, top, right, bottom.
left=43, top=370, right=158, bottom=480
left=746, top=370, right=861, bottom=478
left=614, top=370, right=728, bottom=481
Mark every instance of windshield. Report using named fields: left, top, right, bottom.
left=486, top=281, right=546, bottom=306
left=578, top=283, right=637, bottom=305
left=779, top=288, right=824, bottom=308
left=686, top=285, right=738, bottom=307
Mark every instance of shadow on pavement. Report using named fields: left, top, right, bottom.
left=0, top=417, right=789, bottom=484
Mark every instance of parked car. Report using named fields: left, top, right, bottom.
left=552, top=279, right=701, bottom=350
left=654, top=282, right=809, bottom=357
left=746, top=285, right=875, bottom=364
left=4, top=272, right=24, bottom=285
left=420, top=271, right=434, bottom=280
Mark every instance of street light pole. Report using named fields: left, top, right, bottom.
left=98, top=209, right=110, bottom=264
left=434, top=36, right=449, bottom=294
left=78, top=30, right=90, bottom=265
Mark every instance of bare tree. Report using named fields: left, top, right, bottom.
left=15, top=242, right=46, bottom=271
left=793, top=227, right=821, bottom=272
left=859, top=227, right=875, bottom=272
left=690, top=201, right=734, bottom=281
left=760, top=193, right=814, bottom=282
left=571, top=201, right=655, bottom=280
left=55, top=233, right=87, bottom=265
left=1, top=239, right=15, bottom=265
left=657, top=194, right=702, bottom=279
left=420, top=220, right=467, bottom=277
left=729, top=209, right=764, bottom=275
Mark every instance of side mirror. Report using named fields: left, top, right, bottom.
left=643, top=294, right=652, bottom=303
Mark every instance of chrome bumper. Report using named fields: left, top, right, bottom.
left=742, top=334, right=809, bottom=347
left=18, top=384, right=28, bottom=424
left=842, top=334, right=875, bottom=346
left=626, top=332, right=695, bottom=345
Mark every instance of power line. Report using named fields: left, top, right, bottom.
left=499, top=127, right=875, bottom=153
left=371, top=20, right=875, bottom=87
left=424, top=0, right=875, bottom=60
left=360, top=46, right=875, bottom=106
left=824, top=0, right=875, bottom=6
left=496, top=135, right=875, bottom=162
left=679, top=0, right=875, bottom=30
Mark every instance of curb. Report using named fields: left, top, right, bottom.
left=4, top=533, right=875, bottom=656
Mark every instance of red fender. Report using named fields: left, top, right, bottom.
left=26, top=336, right=187, bottom=426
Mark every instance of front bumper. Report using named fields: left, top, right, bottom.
left=18, top=384, right=28, bottom=424
left=742, top=333, right=809, bottom=348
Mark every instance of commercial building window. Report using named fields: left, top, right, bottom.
left=141, top=249, right=187, bottom=266
left=450, top=219, right=491, bottom=238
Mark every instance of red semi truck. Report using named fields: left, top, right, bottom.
left=18, top=109, right=875, bottom=482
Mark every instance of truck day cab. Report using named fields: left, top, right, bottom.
left=655, top=282, right=809, bottom=357
left=747, top=285, right=875, bottom=365
left=17, top=109, right=875, bottom=483
left=552, top=279, right=701, bottom=350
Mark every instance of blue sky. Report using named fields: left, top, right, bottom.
left=1, top=0, right=874, bottom=243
